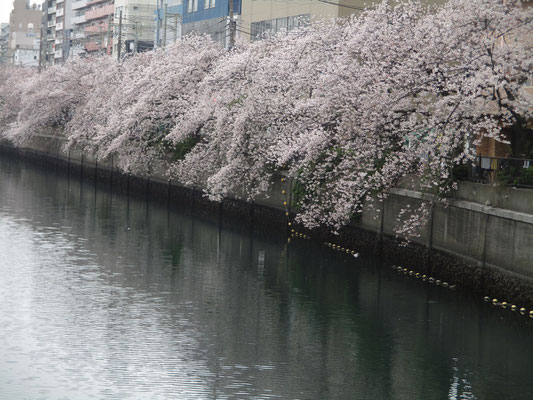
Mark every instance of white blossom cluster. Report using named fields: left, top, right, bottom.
left=1, top=0, right=532, bottom=233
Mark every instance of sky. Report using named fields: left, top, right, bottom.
left=0, top=1, right=41, bottom=25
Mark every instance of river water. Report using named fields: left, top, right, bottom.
left=0, top=155, right=532, bottom=400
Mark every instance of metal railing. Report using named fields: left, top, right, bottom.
left=459, top=156, right=533, bottom=187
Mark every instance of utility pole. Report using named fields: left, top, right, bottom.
left=107, top=14, right=113, bottom=55
left=134, top=22, right=139, bottom=53
left=228, top=0, right=236, bottom=50
left=174, top=14, right=179, bottom=43
left=63, top=28, right=69, bottom=63
left=156, top=0, right=161, bottom=47
left=99, top=23, right=105, bottom=55
left=117, top=10, right=123, bottom=61
left=162, top=4, right=168, bottom=48
left=38, top=28, right=44, bottom=72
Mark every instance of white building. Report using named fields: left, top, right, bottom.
left=13, top=47, right=39, bottom=65
left=114, top=0, right=157, bottom=54
left=42, top=0, right=74, bottom=64
left=54, top=0, right=73, bottom=62
left=8, top=0, right=42, bottom=66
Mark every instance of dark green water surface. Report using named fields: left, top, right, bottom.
left=0, top=156, right=532, bottom=400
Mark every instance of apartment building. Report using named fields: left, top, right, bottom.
left=68, top=0, right=115, bottom=55
left=54, top=0, right=73, bottom=62
left=41, top=0, right=74, bottom=64
left=8, top=0, right=42, bottom=66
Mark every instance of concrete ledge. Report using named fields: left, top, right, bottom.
left=390, top=187, right=533, bottom=224
left=2, top=139, right=533, bottom=309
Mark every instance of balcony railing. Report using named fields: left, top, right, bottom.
left=86, top=4, right=115, bottom=21
left=56, top=8, right=64, bottom=17
left=458, top=156, right=533, bottom=188
left=85, top=22, right=108, bottom=35
left=56, top=22, right=64, bottom=31
left=85, top=41, right=101, bottom=52
left=72, top=0, right=87, bottom=10
left=47, top=20, right=56, bottom=28
left=47, top=6, right=56, bottom=14
left=72, top=15, right=87, bottom=25
left=72, top=31, right=86, bottom=40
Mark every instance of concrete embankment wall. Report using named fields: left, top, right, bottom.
left=2, top=135, right=533, bottom=308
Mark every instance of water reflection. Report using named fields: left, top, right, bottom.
left=0, top=156, right=532, bottom=399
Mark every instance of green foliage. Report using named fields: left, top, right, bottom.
left=498, top=166, right=533, bottom=187
left=142, top=122, right=200, bottom=162
left=452, top=164, right=469, bottom=181
left=518, top=166, right=533, bottom=186
left=291, top=177, right=306, bottom=210
left=170, top=136, right=200, bottom=161
left=227, top=95, right=246, bottom=109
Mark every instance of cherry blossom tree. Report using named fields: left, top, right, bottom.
left=170, top=0, right=533, bottom=232
left=5, top=59, right=109, bottom=145
left=2, top=0, right=532, bottom=235
left=67, top=35, right=225, bottom=175
left=64, top=56, right=120, bottom=151
left=0, top=65, right=37, bottom=142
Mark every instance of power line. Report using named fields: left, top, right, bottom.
left=316, top=0, right=365, bottom=11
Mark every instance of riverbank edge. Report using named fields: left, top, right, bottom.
left=1, top=141, right=532, bottom=310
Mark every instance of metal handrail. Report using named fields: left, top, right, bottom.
left=463, top=155, right=533, bottom=187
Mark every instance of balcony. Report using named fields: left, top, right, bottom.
left=47, top=6, right=56, bottom=14
left=56, top=22, right=64, bottom=31
left=86, top=4, right=115, bottom=21
left=55, top=49, right=63, bottom=59
left=55, top=37, right=63, bottom=45
left=56, top=8, right=64, bottom=17
left=48, top=20, right=56, bottom=28
left=72, top=15, right=86, bottom=25
left=85, top=22, right=108, bottom=35
left=47, top=34, right=54, bottom=41
left=87, top=0, right=108, bottom=5
left=85, top=41, right=101, bottom=52
left=72, top=0, right=87, bottom=10
left=72, top=31, right=86, bottom=40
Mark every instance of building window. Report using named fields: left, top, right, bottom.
left=205, top=0, right=215, bottom=8
left=188, top=0, right=198, bottom=12
left=250, top=14, right=310, bottom=41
